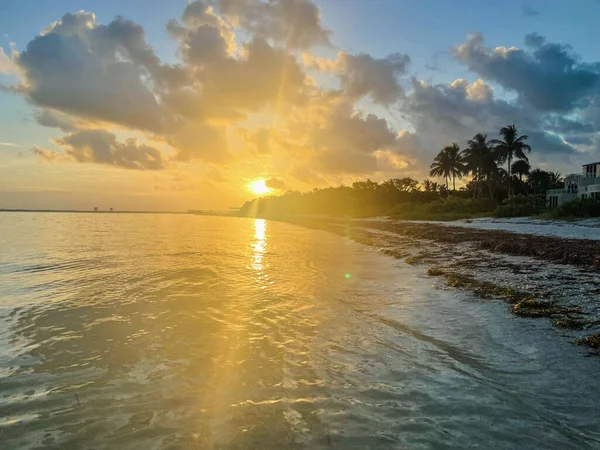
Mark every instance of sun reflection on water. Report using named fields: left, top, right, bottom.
left=251, top=219, right=268, bottom=286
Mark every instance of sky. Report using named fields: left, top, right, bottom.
left=2, top=0, right=600, bottom=211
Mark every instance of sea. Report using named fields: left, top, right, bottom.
left=1, top=212, right=599, bottom=449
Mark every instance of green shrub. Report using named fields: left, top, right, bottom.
left=424, top=197, right=496, bottom=214
left=494, top=195, right=540, bottom=218
left=548, top=198, right=600, bottom=219
left=388, top=197, right=497, bottom=221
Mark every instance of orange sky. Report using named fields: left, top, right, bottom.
left=1, top=0, right=598, bottom=210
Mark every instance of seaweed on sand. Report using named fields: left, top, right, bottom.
left=576, top=333, right=600, bottom=352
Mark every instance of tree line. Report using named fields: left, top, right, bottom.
left=239, top=124, right=565, bottom=218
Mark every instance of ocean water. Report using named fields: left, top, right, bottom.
left=0, top=212, right=599, bottom=449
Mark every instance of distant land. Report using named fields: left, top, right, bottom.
left=0, top=209, right=187, bottom=214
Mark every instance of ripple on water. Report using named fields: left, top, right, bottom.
left=0, top=213, right=599, bottom=449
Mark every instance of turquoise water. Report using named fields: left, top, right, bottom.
left=0, top=213, right=599, bottom=449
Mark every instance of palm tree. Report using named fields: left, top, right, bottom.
left=445, top=143, right=465, bottom=191
left=549, top=172, right=563, bottom=188
left=422, top=179, right=440, bottom=193
left=462, top=133, right=498, bottom=199
left=430, top=143, right=464, bottom=191
left=430, top=151, right=450, bottom=189
left=511, top=159, right=531, bottom=181
left=491, top=124, right=531, bottom=196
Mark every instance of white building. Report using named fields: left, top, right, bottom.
left=547, top=162, right=600, bottom=207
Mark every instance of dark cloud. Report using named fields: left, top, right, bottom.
left=313, top=104, right=397, bottom=155
left=454, top=32, right=600, bottom=111
left=17, top=12, right=175, bottom=133
left=53, top=129, right=168, bottom=170
left=34, top=109, right=80, bottom=132
left=524, top=32, right=545, bottom=48
left=304, top=51, right=410, bottom=104
left=338, top=53, right=409, bottom=104
left=545, top=116, right=595, bottom=134
left=526, top=131, right=577, bottom=158
left=396, top=77, right=578, bottom=168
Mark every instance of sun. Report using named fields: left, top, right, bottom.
left=248, top=179, right=272, bottom=195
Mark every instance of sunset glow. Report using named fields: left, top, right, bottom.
left=0, top=1, right=597, bottom=213
left=248, top=179, right=272, bottom=196
left=1, top=1, right=599, bottom=449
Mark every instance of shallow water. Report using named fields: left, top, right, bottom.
left=1, top=213, right=599, bottom=449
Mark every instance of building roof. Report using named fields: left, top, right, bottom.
left=582, top=162, right=600, bottom=167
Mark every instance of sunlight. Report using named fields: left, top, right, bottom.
left=251, top=219, right=268, bottom=286
left=248, top=179, right=272, bottom=196
left=254, top=218, right=266, bottom=241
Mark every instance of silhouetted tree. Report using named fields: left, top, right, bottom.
left=238, top=176, right=440, bottom=218
left=511, top=159, right=531, bottom=181
left=463, top=133, right=498, bottom=199
left=392, top=177, right=420, bottom=192
left=491, top=124, right=531, bottom=197
left=430, top=143, right=464, bottom=190
left=549, top=172, right=563, bottom=188
left=422, top=179, right=440, bottom=193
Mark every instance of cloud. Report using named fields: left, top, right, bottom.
left=209, top=0, right=331, bottom=49
left=290, top=164, right=325, bottom=185
left=16, top=12, right=176, bottom=133
left=304, top=51, right=410, bottom=104
left=47, top=129, right=168, bottom=170
left=207, top=167, right=226, bottom=182
left=14, top=3, right=600, bottom=188
left=35, top=108, right=81, bottom=132
left=394, top=76, right=579, bottom=172
left=524, top=32, right=545, bottom=48
left=543, top=116, right=596, bottom=146
left=526, top=131, right=576, bottom=156
left=278, top=94, right=417, bottom=175
left=521, top=5, right=539, bottom=17
left=193, top=37, right=308, bottom=114
left=12, top=1, right=411, bottom=181
left=238, top=127, right=272, bottom=154
left=14, top=8, right=310, bottom=165
left=166, top=122, right=230, bottom=163
left=164, top=12, right=310, bottom=121
left=0, top=46, right=17, bottom=74
left=32, top=146, right=63, bottom=162
left=0, top=142, right=20, bottom=147
left=454, top=32, right=600, bottom=111
left=265, top=177, right=286, bottom=190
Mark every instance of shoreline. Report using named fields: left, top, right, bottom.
left=273, top=215, right=600, bottom=353
left=281, top=216, right=600, bottom=269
